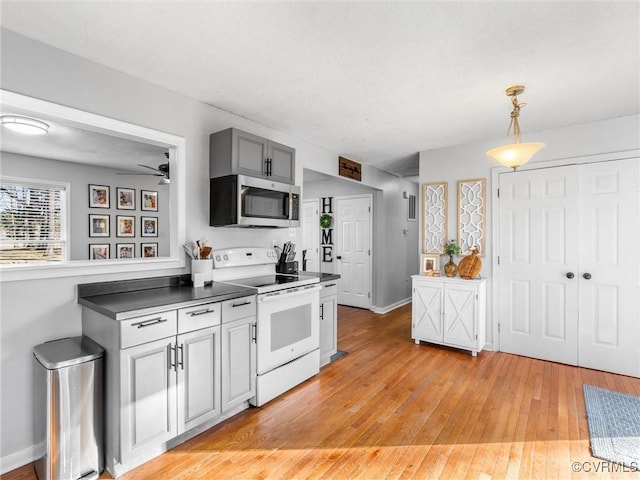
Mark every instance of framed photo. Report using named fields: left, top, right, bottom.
left=141, top=190, right=158, bottom=211
left=116, top=215, right=135, bottom=237
left=89, top=244, right=110, bottom=260
left=116, top=187, right=135, bottom=210
left=89, top=214, right=110, bottom=237
left=141, top=216, right=158, bottom=237
left=89, top=184, right=110, bottom=208
left=420, top=254, right=440, bottom=276
left=141, top=242, right=158, bottom=258
left=116, top=243, right=135, bottom=259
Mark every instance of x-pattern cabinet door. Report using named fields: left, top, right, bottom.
left=442, top=283, right=477, bottom=349
left=412, top=282, right=443, bottom=343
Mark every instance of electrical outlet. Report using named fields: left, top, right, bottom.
left=289, top=227, right=296, bottom=237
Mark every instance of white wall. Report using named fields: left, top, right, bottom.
left=0, top=29, right=418, bottom=469
left=418, top=114, right=640, bottom=349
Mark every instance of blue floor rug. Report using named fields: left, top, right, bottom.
left=583, top=384, right=640, bottom=469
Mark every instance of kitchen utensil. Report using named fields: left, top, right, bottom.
left=200, top=246, right=212, bottom=259
left=183, top=244, right=195, bottom=259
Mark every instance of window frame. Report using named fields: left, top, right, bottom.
left=0, top=175, right=70, bottom=264
left=0, top=90, right=186, bottom=282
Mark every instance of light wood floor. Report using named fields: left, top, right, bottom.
left=6, top=304, right=640, bottom=480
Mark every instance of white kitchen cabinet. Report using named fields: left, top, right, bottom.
left=412, top=276, right=486, bottom=356
left=83, top=301, right=225, bottom=477
left=176, top=326, right=221, bottom=433
left=120, top=337, right=177, bottom=465
left=221, top=296, right=256, bottom=412
left=319, top=280, right=338, bottom=366
left=210, top=127, right=295, bottom=184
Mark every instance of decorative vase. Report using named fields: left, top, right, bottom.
left=444, top=255, right=458, bottom=277
left=458, top=246, right=482, bottom=279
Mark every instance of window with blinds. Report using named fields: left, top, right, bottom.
left=0, top=178, right=67, bottom=264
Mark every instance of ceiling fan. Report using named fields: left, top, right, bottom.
left=118, top=153, right=170, bottom=184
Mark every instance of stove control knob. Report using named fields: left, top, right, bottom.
left=215, top=255, right=221, bottom=262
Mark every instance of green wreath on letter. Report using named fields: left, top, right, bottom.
left=320, top=213, right=333, bottom=229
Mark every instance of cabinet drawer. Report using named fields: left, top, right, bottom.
left=320, top=282, right=338, bottom=298
left=221, top=295, right=256, bottom=323
left=120, top=311, right=177, bottom=349
left=178, top=303, right=221, bottom=334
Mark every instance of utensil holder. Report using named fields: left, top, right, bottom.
left=191, top=259, right=213, bottom=285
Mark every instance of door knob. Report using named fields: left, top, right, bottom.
left=583, top=272, right=592, bottom=280
left=566, top=272, right=574, bottom=279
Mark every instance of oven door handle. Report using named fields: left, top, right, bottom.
left=259, top=285, right=322, bottom=302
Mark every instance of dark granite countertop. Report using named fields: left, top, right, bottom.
left=302, top=271, right=341, bottom=283
left=78, top=275, right=256, bottom=321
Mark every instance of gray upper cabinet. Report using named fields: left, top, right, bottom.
left=210, top=128, right=295, bottom=184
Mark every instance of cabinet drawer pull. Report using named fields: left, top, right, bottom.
left=324, top=283, right=336, bottom=288
left=178, top=344, right=184, bottom=370
left=189, top=308, right=215, bottom=317
left=132, top=317, right=167, bottom=328
left=169, top=344, right=176, bottom=371
left=231, top=301, right=252, bottom=308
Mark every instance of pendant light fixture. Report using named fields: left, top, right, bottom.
left=486, top=85, right=545, bottom=170
left=0, top=115, right=49, bottom=135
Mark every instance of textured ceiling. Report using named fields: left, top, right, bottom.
left=1, top=1, right=638, bottom=178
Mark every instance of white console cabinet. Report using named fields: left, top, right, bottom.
left=411, top=275, right=487, bottom=356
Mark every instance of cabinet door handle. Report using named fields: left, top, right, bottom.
left=583, top=272, right=592, bottom=280
left=320, top=303, right=324, bottom=320
left=133, top=317, right=167, bottom=328
left=178, top=344, right=184, bottom=370
left=325, top=283, right=336, bottom=287
left=169, top=343, right=176, bottom=371
left=231, top=301, right=252, bottom=308
left=264, top=158, right=270, bottom=176
left=189, top=308, right=215, bottom=317
left=252, top=323, right=257, bottom=343
left=268, top=158, right=272, bottom=176
left=566, top=272, right=575, bottom=279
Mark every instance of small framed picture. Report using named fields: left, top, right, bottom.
left=116, top=215, right=135, bottom=237
left=141, top=216, right=158, bottom=237
left=141, top=242, right=158, bottom=258
left=117, top=187, right=135, bottom=210
left=89, top=184, right=110, bottom=208
left=89, top=214, right=110, bottom=237
left=116, top=243, right=135, bottom=259
left=89, top=244, right=110, bottom=260
left=141, top=190, right=158, bottom=211
left=420, top=254, right=440, bottom=276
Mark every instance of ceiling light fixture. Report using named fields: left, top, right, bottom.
left=158, top=177, right=170, bottom=185
left=0, top=115, right=49, bottom=135
left=486, top=85, right=545, bottom=170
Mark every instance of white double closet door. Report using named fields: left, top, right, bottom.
left=498, top=158, right=639, bottom=377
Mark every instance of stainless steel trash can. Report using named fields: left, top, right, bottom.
left=33, top=336, right=104, bottom=480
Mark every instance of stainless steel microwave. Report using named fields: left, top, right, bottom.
left=210, top=174, right=300, bottom=228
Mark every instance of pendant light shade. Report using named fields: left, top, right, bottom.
left=486, top=85, right=545, bottom=170
left=0, top=115, right=49, bottom=135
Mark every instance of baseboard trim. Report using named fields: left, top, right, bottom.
left=0, top=442, right=43, bottom=475
left=370, top=297, right=412, bottom=314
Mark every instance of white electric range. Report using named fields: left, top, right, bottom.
left=212, top=247, right=321, bottom=406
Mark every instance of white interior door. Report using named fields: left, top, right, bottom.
left=498, top=165, right=580, bottom=365
left=302, top=199, right=320, bottom=272
left=498, top=159, right=639, bottom=377
left=577, top=159, right=639, bottom=377
left=335, top=195, right=372, bottom=309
